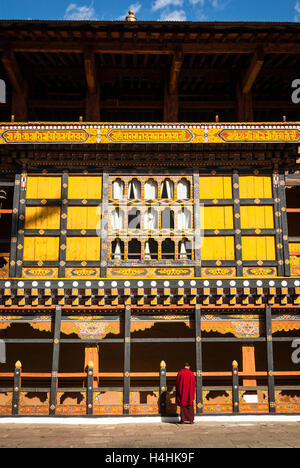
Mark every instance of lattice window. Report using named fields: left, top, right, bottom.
left=108, top=174, right=194, bottom=263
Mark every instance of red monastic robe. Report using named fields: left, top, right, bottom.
left=176, top=368, right=196, bottom=407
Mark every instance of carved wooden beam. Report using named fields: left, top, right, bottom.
left=28, top=98, right=299, bottom=110
left=2, top=40, right=300, bottom=55
left=169, top=49, right=183, bottom=95
left=1, top=50, right=24, bottom=94
left=242, top=48, right=264, bottom=95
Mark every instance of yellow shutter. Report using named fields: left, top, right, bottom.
left=66, top=237, right=101, bottom=261
left=23, top=237, right=59, bottom=261
left=240, top=206, right=274, bottom=229
left=201, top=236, right=235, bottom=260
left=26, top=176, right=62, bottom=199
left=199, top=176, right=232, bottom=199
left=203, top=206, right=233, bottom=229
left=239, top=176, right=273, bottom=199
left=25, top=206, right=61, bottom=230
left=67, top=207, right=101, bottom=230
left=242, top=236, right=276, bottom=261
left=68, top=176, right=102, bottom=199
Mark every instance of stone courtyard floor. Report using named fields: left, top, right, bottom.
left=0, top=420, right=300, bottom=448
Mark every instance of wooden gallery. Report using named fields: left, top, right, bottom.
left=0, top=16, right=299, bottom=417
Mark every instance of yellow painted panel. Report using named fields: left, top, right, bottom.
left=23, top=237, right=59, bottom=261
left=201, top=236, right=235, bottom=260
left=25, top=206, right=61, bottom=230
left=199, top=176, right=232, bottom=199
left=203, top=206, right=233, bottom=229
left=239, top=176, right=273, bottom=199
left=240, top=206, right=274, bottom=229
left=289, top=243, right=300, bottom=254
left=26, top=176, right=61, bottom=199
left=67, top=207, right=101, bottom=230
left=68, top=176, right=102, bottom=199
left=66, top=237, right=101, bottom=261
left=242, top=236, right=276, bottom=260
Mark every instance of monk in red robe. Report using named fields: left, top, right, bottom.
left=176, top=363, right=196, bottom=424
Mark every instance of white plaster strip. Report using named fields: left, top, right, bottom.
left=0, top=415, right=300, bottom=425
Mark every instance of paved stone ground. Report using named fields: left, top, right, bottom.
left=0, top=421, right=300, bottom=448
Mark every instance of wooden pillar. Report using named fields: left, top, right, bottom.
left=236, top=82, right=253, bottom=122
left=236, top=48, right=264, bottom=122
left=265, top=305, right=276, bottom=413
left=9, top=174, right=21, bottom=277
left=84, top=345, right=99, bottom=388
left=232, top=360, right=240, bottom=413
left=233, top=171, right=243, bottom=277
left=163, top=50, right=183, bottom=122
left=84, top=51, right=100, bottom=121
left=49, top=306, right=62, bottom=416
left=278, top=173, right=291, bottom=277
left=164, top=85, right=178, bottom=122
left=159, top=360, right=167, bottom=416
left=86, top=361, right=94, bottom=414
left=12, top=360, right=22, bottom=416
left=86, top=87, right=100, bottom=122
left=11, top=84, right=28, bottom=122
left=2, top=51, right=28, bottom=121
left=242, top=345, right=257, bottom=387
left=195, top=304, right=203, bottom=414
left=193, top=171, right=201, bottom=277
left=123, top=304, right=131, bottom=415
left=59, top=173, right=68, bottom=278
left=100, top=172, right=109, bottom=277
left=15, top=171, right=27, bottom=278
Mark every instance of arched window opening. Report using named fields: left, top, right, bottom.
left=161, top=208, right=174, bottom=229
left=111, top=207, right=125, bottom=230
left=162, top=238, right=175, bottom=259
left=144, top=179, right=158, bottom=199
left=112, top=178, right=125, bottom=199
left=177, top=178, right=191, bottom=199
left=145, top=238, right=158, bottom=260
left=179, top=238, right=192, bottom=260
left=128, top=238, right=141, bottom=260
left=177, top=207, right=191, bottom=230
left=128, top=178, right=141, bottom=199
left=144, top=208, right=158, bottom=230
left=128, top=208, right=141, bottom=229
left=111, top=238, right=124, bottom=260
left=161, top=178, right=174, bottom=199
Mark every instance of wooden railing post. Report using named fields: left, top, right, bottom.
left=160, top=360, right=167, bottom=416
left=265, top=305, right=276, bottom=413
left=232, top=360, right=239, bottom=413
left=12, top=360, right=22, bottom=416
left=86, top=361, right=94, bottom=415
left=195, top=304, right=203, bottom=414
left=49, top=306, right=62, bottom=416
left=123, top=304, right=131, bottom=415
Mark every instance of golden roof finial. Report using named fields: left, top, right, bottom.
left=125, top=10, right=137, bottom=21
left=88, top=361, right=94, bottom=369
left=160, top=360, right=166, bottom=369
left=15, top=360, right=22, bottom=369
left=232, top=360, right=238, bottom=368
